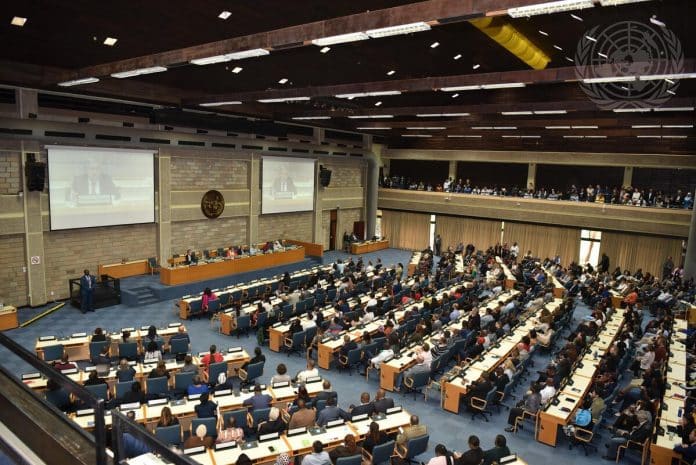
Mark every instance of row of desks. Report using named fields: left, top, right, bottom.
left=440, top=299, right=562, bottom=414
left=495, top=257, right=517, bottom=290
left=537, top=307, right=627, bottom=447
left=161, top=247, right=306, bottom=286
left=350, top=239, right=390, bottom=255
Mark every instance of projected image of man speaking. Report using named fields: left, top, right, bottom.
left=69, top=158, right=120, bottom=203
left=271, top=164, right=297, bottom=199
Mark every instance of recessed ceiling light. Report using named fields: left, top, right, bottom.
left=472, top=126, right=493, bottom=130
left=546, top=126, right=571, bottom=129
left=448, top=135, right=482, bottom=138
left=430, top=42, right=440, bottom=49
left=472, top=64, right=481, bottom=70
left=553, top=45, right=563, bottom=51
left=454, top=54, right=462, bottom=60
left=257, top=96, right=310, bottom=103
left=232, top=66, right=243, bottom=74
left=539, top=30, right=549, bottom=36
left=570, top=13, right=584, bottom=21
left=565, top=56, right=574, bottom=63
left=451, top=93, right=459, bottom=98
left=405, top=127, right=447, bottom=130
left=11, top=16, right=26, bottom=27
left=416, top=113, right=470, bottom=117
left=218, top=11, right=232, bottom=20
left=663, top=124, right=693, bottom=128
left=663, top=135, right=688, bottom=139
left=494, top=126, right=517, bottom=130
left=631, top=125, right=660, bottom=129
left=387, top=70, right=396, bottom=76
left=534, top=110, right=567, bottom=114
left=653, top=106, right=694, bottom=112
left=375, top=101, right=382, bottom=106
left=401, top=134, right=432, bottom=138
left=103, top=37, right=118, bottom=46
left=572, top=125, right=598, bottom=129
left=320, top=46, right=331, bottom=54
left=278, top=78, right=288, bottom=84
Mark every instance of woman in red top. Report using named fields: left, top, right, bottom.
left=201, top=344, right=224, bottom=382
left=202, top=287, right=217, bottom=311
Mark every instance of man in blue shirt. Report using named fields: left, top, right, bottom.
left=316, top=397, right=349, bottom=426
left=243, top=384, right=272, bottom=410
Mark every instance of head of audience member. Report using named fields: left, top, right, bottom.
left=276, top=364, right=287, bottom=376
left=410, top=415, right=420, bottom=426
left=209, top=344, right=217, bottom=355
left=254, top=384, right=262, bottom=394
left=146, top=340, right=158, bottom=353
left=254, top=347, right=263, bottom=357
left=495, top=434, right=507, bottom=448
left=94, top=327, right=103, bottom=336
left=434, top=444, right=448, bottom=457
left=360, top=392, right=370, bottom=404
left=147, top=325, right=157, bottom=339
left=312, top=441, right=324, bottom=454
left=322, top=380, right=332, bottom=391
left=468, top=435, right=480, bottom=450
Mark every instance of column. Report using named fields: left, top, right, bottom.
left=248, top=155, right=260, bottom=245
left=684, top=202, right=696, bottom=280
left=622, top=166, right=633, bottom=187
left=313, top=127, right=325, bottom=145
left=17, top=89, right=47, bottom=306
left=365, top=136, right=378, bottom=239
left=312, top=159, right=322, bottom=244
left=526, top=163, right=537, bottom=191
left=448, top=160, right=457, bottom=180
left=157, top=153, right=171, bottom=264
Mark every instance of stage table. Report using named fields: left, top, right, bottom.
left=350, top=240, right=389, bottom=255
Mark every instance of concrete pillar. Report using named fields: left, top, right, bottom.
left=157, top=153, right=171, bottom=264
left=313, top=128, right=325, bottom=145
left=382, top=158, right=390, bottom=177
left=622, top=166, right=634, bottom=188
left=312, top=159, right=322, bottom=244
left=248, top=155, right=260, bottom=245
left=684, top=202, right=696, bottom=280
left=448, top=160, right=457, bottom=180
left=365, top=137, right=379, bottom=239
left=16, top=89, right=47, bottom=306
left=526, top=163, right=537, bottom=191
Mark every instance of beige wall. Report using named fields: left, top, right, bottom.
left=0, top=234, right=27, bottom=306
left=170, top=217, right=248, bottom=253
left=258, top=212, right=313, bottom=243
left=0, top=151, right=20, bottom=194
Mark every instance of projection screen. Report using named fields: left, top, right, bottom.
left=261, top=156, right=315, bottom=214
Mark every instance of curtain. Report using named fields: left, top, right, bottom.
left=503, top=222, right=580, bottom=264
left=599, top=232, right=683, bottom=276
left=435, top=215, right=502, bottom=252
left=381, top=210, right=430, bottom=250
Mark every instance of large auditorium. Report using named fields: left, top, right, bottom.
left=0, top=2, right=695, bottom=465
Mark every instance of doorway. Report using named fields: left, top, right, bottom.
left=329, top=209, right=337, bottom=250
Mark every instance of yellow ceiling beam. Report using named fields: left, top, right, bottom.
left=470, top=17, right=550, bottom=70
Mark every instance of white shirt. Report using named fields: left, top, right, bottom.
left=540, top=385, right=557, bottom=404
left=296, top=367, right=319, bottom=384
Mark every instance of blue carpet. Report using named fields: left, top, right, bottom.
left=0, top=248, right=643, bottom=465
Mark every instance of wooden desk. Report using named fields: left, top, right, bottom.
left=0, top=305, right=18, bottom=331
left=161, top=247, right=305, bottom=285
left=97, top=260, right=149, bottom=279
left=408, top=252, right=420, bottom=277
left=351, top=240, right=389, bottom=255
left=286, top=239, right=323, bottom=258
left=35, top=334, right=91, bottom=361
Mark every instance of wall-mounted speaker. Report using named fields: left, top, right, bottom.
left=319, top=166, right=332, bottom=187
left=25, top=154, right=46, bottom=192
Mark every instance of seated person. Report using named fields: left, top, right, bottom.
left=289, top=398, right=316, bottom=429
left=329, top=434, right=362, bottom=464
left=296, top=359, right=319, bottom=384
left=396, top=415, right=428, bottom=445
left=54, top=353, right=76, bottom=371
left=349, top=392, right=375, bottom=417
left=243, top=384, right=272, bottom=410
left=482, top=435, right=510, bottom=465
left=116, top=358, right=136, bottom=382
left=257, top=407, right=286, bottom=435
left=184, top=424, right=214, bottom=449
left=188, top=375, right=209, bottom=397
left=453, top=435, right=483, bottom=465
left=426, top=444, right=454, bottom=465
left=218, top=415, right=244, bottom=444
left=156, top=406, right=179, bottom=427
left=316, top=397, right=349, bottom=427
left=194, top=392, right=218, bottom=419
left=363, top=421, right=389, bottom=453
left=270, top=363, right=292, bottom=385
left=143, top=341, right=162, bottom=363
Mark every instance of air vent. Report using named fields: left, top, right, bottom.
left=292, top=148, right=309, bottom=154
left=242, top=144, right=263, bottom=150
left=267, top=146, right=286, bottom=152
left=122, top=122, right=134, bottom=128
left=333, top=152, right=346, bottom=156
left=0, top=128, right=32, bottom=135
left=140, top=137, right=170, bottom=144
left=315, top=150, right=329, bottom=155
left=211, top=143, right=236, bottom=148
left=44, top=130, right=85, bottom=139
left=96, top=134, right=131, bottom=142
left=178, top=140, right=205, bottom=146
left=350, top=153, right=363, bottom=157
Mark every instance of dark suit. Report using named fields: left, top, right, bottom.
left=315, top=390, right=338, bottom=404
left=272, top=177, right=297, bottom=195
left=373, top=397, right=394, bottom=414
left=351, top=402, right=376, bottom=418
left=71, top=174, right=120, bottom=199
left=80, top=274, right=95, bottom=313
left=455, top=448, right=484, bottom=465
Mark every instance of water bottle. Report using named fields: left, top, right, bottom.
left=593, top=350, right=598, bottom=360
left=678, top=407, right=683, bottom=418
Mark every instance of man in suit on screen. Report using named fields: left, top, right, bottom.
left=70, top=159, right=120, bottom=201
left=271, top=165, right=297, bottom=198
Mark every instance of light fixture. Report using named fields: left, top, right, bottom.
left=405, top=127, right=447, bottom=130
left=534, top=110, right=567, bottom=114
left=416, top=113, right=470, bottom=117
left=636, top=135, right=662, bottom=138
left=553, top=45, right=563, bottom=51
left=355, top=127, right=392, bottom=129
left=572, top=125, right=598, bottom=129
left=226, top=48, right=270, bottom=60
left=539, top=30, right=549, bottom=36
left=320, top=46, right=331, bottom=54
left=570, top=13, right=584, bottom=21
left=472, top=64, right=481, bottom=70
left=454, top=54, right=462, bottom=60
left=365, top=22, right=431, bottom=38
left=218, top=10, right=232, bottom=20
left=11, top=16, right=26, bottom=27
left=597, top=52, right=608, bottom=58
left=441, top=85, right=480, bottom=92
left=278, top=78, right=288, bottom=84
left=347, top=115, right=394, bottom=119
left=103, top=37, right=118, bottom=46
left=451, top=93, right=459, bottom=98
left=430, top=42, right=440, bottom=49
left=190, top=54, right=234, bottom=65
left=508, top=0, right=594, bottom=18
left=387, top=70, right=396, bottom=76
left=564, top=135, right=584, bottom=138
left=585, top=135, right=607, bottom=138
left=667, top=90, right=676, bottom=95
left=546, top=126, right=571, bottom=129
left=585, top=35, right=598, bottom=42
left=335, top=91, right=401, bottom=98
left=599, top=0, right=651, bottom=5
left=448, top=135, right=482, bottom=138
left=199, top=101, right=243, bottom=106
left=654, top=107, right=694, bottom=112
left=495, top=126, right=517, bottom=130
left=472, top=126, right=493, bottom=130
left=650, top=16, right=666, bottom=28
left=663, top=124, right=693, bottom=128
left=583, top=76, right=636, bottom=84
left=232, top=66, right=243, bottom=74
left=374, top=101, right=382, bottom=106
left=639, top=73, right=696, bottom=81
left=257, top=96, right=310, bottom=103
left=111, top=66, right=167, bottom=78
left=481, top=82, right=526, bottom=89
left=57, top=77, right=100, bottom=87
left=663, top=135, right=688, bottom=139
left=311, top=32, right=369, bottom=46
left=401, top=134, right=432, bottom=137
left=631, top=125, right=660, bottom=129
left=612, top=108, right=651, bottom=113
left=292, top=116, right=331, bottom=120
left=565, top=56, right=574, bottom=62
left=502, top=111, right=534, bottom=115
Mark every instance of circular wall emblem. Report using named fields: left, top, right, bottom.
left=201, top=190, right=225, bottom=219
left=574, top=21, right=683, bottom=110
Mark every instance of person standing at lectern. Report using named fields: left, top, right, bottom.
left=81, top=269, right=95, bottom=313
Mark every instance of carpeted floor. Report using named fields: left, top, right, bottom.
left=1, top=248, right=642, bottom=465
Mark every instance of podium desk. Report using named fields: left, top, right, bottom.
left=210, top=436, right=290, bottom=465
left=350, top=410, right=412, bottom=438
left=284, top=423, right=356, bottom=455
left=35, top=334, right=90, bottom=361
left=0, top=305, right=18, bottom=331
left=98, top=260, right=149, bottom=279
left=351, top=240, right=389, bottom=255
left=441, top=367, right=484, bottom=413
left=270, top=379, right=324, bottom=404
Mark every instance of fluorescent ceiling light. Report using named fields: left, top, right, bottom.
left=471, top=126, right=493, bottom=130
left=366, top=22, right=431, bottom=38
left=448, top=135, right=482, bottom=138
left=190, top=54, right=233, bottom=65
left=539, top=30, right=549, bottom=36
left=663, top=135, right=688, bottom=139
left=583, top=76, right=636, bottom=84
left=508, top=0, right=594, bottom=18
left=441, top=85, right=480, bottom=92
left=546, top=126, right=571, bottom=129
left=572, top=125, right=598, bottom=129
left=11, top=16, right=26, bottom=27
left=356, top=127, right=391, bottom=130
left=320, top=47, right=331, bottom=54
left=387, top=70, right=396, bottom=76
left=502, top=111, right=533, bottom=115
left=451, top=94, right=460, bottom=98
left=502, top=135, right=520, bottom=138
left=406, top=127, right=447, bottom=130
left=564, top=135, right=584, bottom=138
left=650, top=16, right=666, bottom=28
left=311, top=32, right=369, bottom=46
left=481, top=82, right=526, bottom=89
left=585, top=35, right=598, bottom=42
left=199, top=101, right=242, bottom=107
left=585, top=135, right=607, bottom=138
left=632, top=125, right=660, bottom=129
left=374, top=101, right=382, bottom=106
left=232, top=66, right=243, bottom=74
left=278, top=78, right=288, bottom=84
left=430, top=42, right=440, bottom=49
left=292, top=116, right=331, bottom=120
left=570, top=13, right=584, bottom=21
left=454, top=54, right=462, bottom=60
left=534, top=110, right=567, bottom=114
left=416, top=113, right=470, bottom=117
left=347, top=115, right=394, bottom=119
left=401, top=134, right=432, bottom=138
left=654, top=107, right=694, bottom=112
left=639, top=73, right=696, bottom=81
left=257, top=97, right=310, bottom=103
left=521, top=135, right=541, bottom=138
left=565, top=56, right=574, bottom=62
left=636, top=135, right=661, bottom=138
left=663, top=124, right=693, bottom=128
left=227, top=48, right=270, bottom=60
left=218, top=10, right=232, bottom=19
left=597, top=52, right=608, bottom=58
left=494, top=126, right=516, bottom=130
left=57, top=77, right=100, bottom=87
left=103, top=37, right=118, bottom=46
left=336, top=91, right=401, bottom=98
left=553, top=45, right=563, bottom=51
left=111, top=66, right=167, bottom=78
left=612, top=108, right=651, bottom=113
left=599, top=0, right=651, bottom=5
